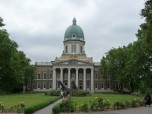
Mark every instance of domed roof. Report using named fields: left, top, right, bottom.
left=64, top=18, right=84, bottom=41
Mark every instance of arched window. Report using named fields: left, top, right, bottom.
left=74, top=45, right=76, bottom=53
left=80, top=46, right=83, bottom=53
left=71, top=45, right=76, bottom=53
left=65, top=46, right=68, bottom=53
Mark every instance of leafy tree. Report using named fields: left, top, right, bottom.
left=0, top=17, right=34, bottom=93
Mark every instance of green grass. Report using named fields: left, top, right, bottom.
left=0, top=93, right=59, bottom=109
left=72, top=93, right=142, bottom=108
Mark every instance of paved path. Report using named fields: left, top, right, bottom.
left=33, top=99, right=62, bottom=114
left=66, top=106, right=152, bottom=114
left=32, top=100, right=152, bottom=114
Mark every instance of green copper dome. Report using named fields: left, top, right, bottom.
left=64, top=18, right=84, bottom=41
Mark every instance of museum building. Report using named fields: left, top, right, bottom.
left=33, top=18, right=116, bottom=92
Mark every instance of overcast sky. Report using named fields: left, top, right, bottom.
left=0, top=0, right=145, bottom=63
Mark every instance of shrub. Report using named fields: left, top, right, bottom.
left=0, top=102, right=5, bottom=112
left=79, top=102, right=88, bottom=112
left=70, top=90, right=90, bottom=96
left=45, top=90, right=60, bottom=96
left=52, top=97, right=76, bottom=113
left=89, top=97, right=111, bottom=111
left=113, top=101, right=126, bottom=109
left=130, top=98, right=138, bottom=107
left=52, top=104, right=61, bottom=113
left=24, top=97, right=59, bottom=114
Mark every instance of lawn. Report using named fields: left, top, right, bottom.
left=0, top=93, right=59, bottom=109
left=72, top=93, right=143, bottom=108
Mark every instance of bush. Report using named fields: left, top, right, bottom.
left=24, top=97, right=59, bottom=114
left=45, top=90, right=60, bottom=96
left=130, top=98, right=138, bottom=107
left=89, top=97, right=111, bottom=111
left=113, top=101, right=126, bottom=109
left=70, top=89, right=90, bottom=96
left=79, top=102, right=88, bottom=112
left=52, top=104, right=61, bottom=113
left=52, top=97, right=76, bottom=113
left=0, top=102, right=5, bottom=112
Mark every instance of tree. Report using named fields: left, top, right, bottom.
left=0, top=17, right=34, bottom=93
left=137, top=0, right=152, bottom=46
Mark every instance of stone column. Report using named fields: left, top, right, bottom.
left=83, top=68, right=86, bottom=91
left=91, top=68, right=94, bottom=93
left=68, top=68, right=71, bottom=88
left=76, top=68, right=79, bottom=87
left=60, top=68, right=63, bottom=82
left=53, top=68, right=56, bottom=89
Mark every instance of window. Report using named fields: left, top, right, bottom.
left=37, top=74, right=40, bottom=79
left=79, top=73, right=83, bottom=80
left=43, top=67, right=47, bottom=71
left=87, top=82, right=90, bottom=88
left=71, top=45, right=76, bottom=53
left=86, top=73, right=90, bottom=80
left=43, top=82, right=46, bottom=89
left=43, top=74, right=46, bottom=79
left=50, top=74, right=52, bottom=79
left=95, top=82, right=98, bottom=88
left=37, top=82, right=41, bottom=89
left=57, top=73, right=60, bottom=79
left=95, top=74, right=98, bottom=79
left=65, top=46, right=68, bottom=53
left=100, top=82, right=104, bottom=88
left=74, top=45, right=76, bottom=53
left=49, top=82, right=52, bottom=88
left=73, top=34, right=75, bottom=37
left=107, top=83, right=110, bottom=88
left=71, top=73, right=75, bottom=79
left=80, top=46, right=83, bottom=53
left=64, top=73, right=68, bottom=80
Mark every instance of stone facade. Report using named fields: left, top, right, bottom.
left=33, top=18, right=119, bottom=93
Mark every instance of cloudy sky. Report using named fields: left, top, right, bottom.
left=0, top=0, right=145, bottom=63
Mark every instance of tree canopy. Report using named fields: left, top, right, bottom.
left=100, top=0, right=152, bottom=93
left=0, top=17, right=35, bottom=93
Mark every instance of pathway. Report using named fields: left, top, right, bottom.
left=33, top=99, right=62, bottom=114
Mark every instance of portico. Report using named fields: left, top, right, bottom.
left=52, top=65, right=94, bottom=92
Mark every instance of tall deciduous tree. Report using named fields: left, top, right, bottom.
left=0, top=17, right=35, bottom=93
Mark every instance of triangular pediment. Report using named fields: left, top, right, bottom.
left=53, top=59, right=93, bottom=66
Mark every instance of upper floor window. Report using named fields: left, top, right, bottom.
left=50, top=74, right=52, bottom=79
left=43, top=74, right=46, bottom=79
left=95, top=74, right=98, bottom=79
left=37, top=74, right=40, bottom=79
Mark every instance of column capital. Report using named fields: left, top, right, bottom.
left=60, top=68, right=63, bottom=70
left=68, top=68, right=71, bottom=70
left=52, top=68, right=56, bottom=70
left=83, top=68, right=86, bottom=70
left=75, top=68, right=79, bottom=70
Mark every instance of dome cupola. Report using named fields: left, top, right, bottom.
left=64, top=18, right=84, bottom=41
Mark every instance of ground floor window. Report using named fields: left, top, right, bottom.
left=37, top=82, right=41, bottom=88
left=95, top=82, right=98, bottom=88
left=43, top=82, right=46, bottom=89
left=100, top=82, right=104, bottom=88
left=49, top=82, right=52, bottom=88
